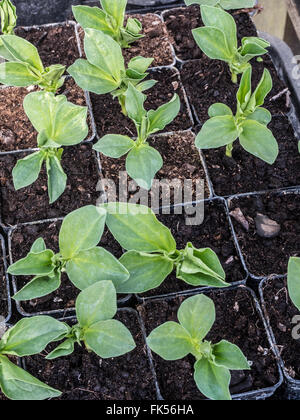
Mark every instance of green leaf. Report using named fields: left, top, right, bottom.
left=68, top=58, right=119, bottom=95
left=192, top=27, right=232, bottom=61
left=12, top=151, right=45, bottom=190
left=200, top=5, right=237, bottom=54
left=212, top=340, right=250, bottom=370
left=136, top=79, right=157, bottom=92
left=30, top=238, right=46, bottom=254
left=8, top=250, right=54, bottom=277
left=240, top=37, right=269, bottom=60
left=45, top=339, right=75, bottom=360
left=23, top=91, right=88, bottom=147
left=237, top=66, right=252, bottom=109
left=76, top=281, right=117, bottom=328
left=66, top=247, right=129, bottom=290
left=253, top=68, right=272, bottom=107
left=117, top=251, right=174, bottom=293
left=94, top=134, right=135, bottom=158
left=287, top=257, right=300, bottom=311
left=84, top=319, right=136, bottom=358
left=84, top=28, right=124, bottom=83
left=178, top=294, right=216, bottom=341
left=128, top=56, right=153, bottom=74
left=0, top=0, right=17, bottom=35
left=72, top=5, right=112, bottom=33
left=100, top=0, right=126, bottom=29
left=13, top=271, right=61, bottom=302
left=194, top=358, right=231, bottom=400
left=221, top=0, right=255, bottom=8
left=147, top=94, right=180, bottom=135
left=126, top=144, right=163, bottom=190
left=102, top=202, right=177, bottom=253
left=195, top=116, right=238, bottom=149
left=239, top=119, right=278, bottom=164
left=0, top=61, right=40, bottom=86
left=184, top=0, right=219, bottom=6
left=59, top=206, right=107, bottom=259
left=125, top=83, right=146, bottom=125
left=1, top=34, right=44, bottom=72
left=46, top=155, right=67, bottom=204
left=0, top=316, right=69, bottom=357
left=147, top=322, right=193, bottom=361
left=0, top=40, right=16, bottom=61
left=247, top=107, right=271, bottom=126
left=0, top=356, right=61, bottom=401
left=208, top=103, right=233, bottom=118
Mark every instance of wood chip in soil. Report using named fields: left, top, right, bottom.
left=15, top=23, right=79, bottom=68
left=91, top=67, right=193, bottom=139
left=139, top=199, right=246, bottom=299
left=163, top=6, right=257, bottom=62
left=262, top=277, right=300, bottom=381
left=0, top=78, right=93, bottom=152
left=202, top=117, right=300, bottom=196
left=0, top=144, right=100, bottom=225
left=228, top=192, right=300, bottom=277
left=99, top=131, right=209, bottom=205
left=139, top=287, right=280, bottom=399
left=10, top=221, right=122, bottom=314
left=24, top=311, right=157, bottom=400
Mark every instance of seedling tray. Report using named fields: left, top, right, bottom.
left=0, top=234, right=11, bottom=324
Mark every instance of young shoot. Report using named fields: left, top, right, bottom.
left=8, top=206, right=129, bottom=301
left=192, top=5, right=270, bottom=83
left=287, top=257, right=300, bottom=311
left=0, top=34, right=65, bottom=92
left=45, top=281, right=136, bottom=360
left=184, top=0, right=255, bottom=10
left=12, top=91, right=88, bottom=203
left=68, top=29, right=156, bottom=115
left=0, top=0, right=16, bottom=34
left=147, top=294, right=250, bottom=400
left=73, top=0, right=143, bottom=48
left=0, top=316, right=69, bottom=400
left=100, top=202, right=229, bottom=294
left=196, top=67, right=279, bottom=165
left=93, top=83, right=180, bottom=190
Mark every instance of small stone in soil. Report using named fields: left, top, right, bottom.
left=230, top=207, right=249, bottom=231
left=255, top=213, right=281, bottom=239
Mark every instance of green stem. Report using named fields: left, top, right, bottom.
left=231, top=72, right=238, bottom=84
left=119, top=96, right=127, bottom=116
left=226, top=143, right=233, bottom=158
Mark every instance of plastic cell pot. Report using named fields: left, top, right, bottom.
left=0, top=234, right=11, bottom=324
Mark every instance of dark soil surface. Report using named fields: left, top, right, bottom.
left=0, top=78, right=93, bottom=152
left=228, top=192, right=300, bottom=277
left=100, top=131, right=209, bottom=204
left=139, top=199, right=246, bottom=299
left=181, top=55, right=290, bottom=123
left=24, top=310, right=157, bottom=400
left=163, top=6, right=257, bottom=62
left=91, top=67, right=193, bottom=138
left=139, top=287, right=280, bottom=399
left=202, top=117, right=300, bottom=196
left=15, top=23, right=79, bottom=68
left=0, top=144, right=100, bottom=226
left=10, top=220, right=122, bottom=314
left=77, top=13, right=174, bottom=68
left=0, top=238, right=8, bottom=319
left=262, top=278, right=300, bottom=381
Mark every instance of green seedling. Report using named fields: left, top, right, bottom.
left=0, top=0, right=16, bottom=34
left=184, top=0, right=255, bottom=10
left=73, top=0, right=143, bottom=48
left=192, top=5, right=270, bottom=83
left=288, top=257, right=300, bottom=311
left=8, top=206, right=129, bottom=300
left=93, top=83, right=180, bottom=190
left=68, top=29, right=156, bottom=115
left=196, top=67, right=279, bottom=164
left=12, top=91, right=88, bottom=203
left=147, top=294, right=250, bottom=400
left=100, top=202, right=229, bottom=294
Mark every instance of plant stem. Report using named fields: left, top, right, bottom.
left=231, top=72, right=238, bottom=84
left=226, top=143, right=233, bottom=158
left=119, top=96, right=127, bottom=116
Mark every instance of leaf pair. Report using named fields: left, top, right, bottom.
left=68, top=29, right=156, bottom=115
left=184, top=0, right=255, bottom=10
left=0, top=34, right=66, bottom=92
left=101, top=202, right=229, bottom=293
left=0, top=0, right=17, bottom=35
left=0, top=316, right=69, bottom=400
left=287, top=257, right=300, bottom=311
left=192, top=6, right=270, bottom=82
left=8, top=206, right=129, bottom=301
left=94, top=83, right=180, bottom=189
left=147, top=294, right=250, bottom=400
left=196, top=67, right=279, bottom=164
left=12, top=91, right=88, bottom=203
left=73, top=0, right=143, bottom=48
left=46, top=281, right=136, bottom=360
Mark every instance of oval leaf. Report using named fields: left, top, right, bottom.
left=94, top=134, right=135, bottom=158
left=194, top=358, right=231, bottom=400
left=195, top=116, right=238, bottom=150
